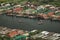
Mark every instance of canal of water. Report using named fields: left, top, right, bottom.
left=0, top=15, right=60, bottom=33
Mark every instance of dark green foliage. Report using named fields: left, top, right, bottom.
left=0, top=0, right=60, bottom=6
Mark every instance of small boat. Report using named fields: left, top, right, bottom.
left=23, top=15, right=28, bottom=18
left=28, top=16, right=36, bottom=19
left=38, top=22, right=43, bottom=25
left=7, top=14, right=14, bottom=16
left=37, top=20, right=43, bottom=25
left=16, top=14, right=24, bottom=17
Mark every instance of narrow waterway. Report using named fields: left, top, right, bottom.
left=0, top=15, right=60, bottom=33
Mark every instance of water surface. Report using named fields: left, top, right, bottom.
left=0, top=15, right=60, bottom=33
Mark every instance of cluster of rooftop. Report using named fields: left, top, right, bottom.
left=0, top=26, right=60, bottom=40
left=0, top=2, right=60, bottom=20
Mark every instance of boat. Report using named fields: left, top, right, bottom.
left=16, top=14, right=24, bottom=17
left=28, top=16, right=36, bottom=19
left=7, top=13, right=15, bottom=16
left=37, top=20, right=43, bottom=25
left=23, top=15, right=28, bottom=18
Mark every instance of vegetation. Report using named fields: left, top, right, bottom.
left=0, top=0, right=60, bottom=6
